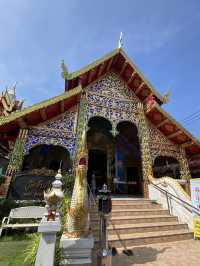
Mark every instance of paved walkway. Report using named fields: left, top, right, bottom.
left=111, top=240, right=200, bottom=266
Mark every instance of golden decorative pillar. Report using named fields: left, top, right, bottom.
left=0, top=128, right=28, bottom=197
left=65, top=94, right=89, bottom=238
left=137, top=103, right=153, bottom=198
left=179, top=147, right=192, bottom=195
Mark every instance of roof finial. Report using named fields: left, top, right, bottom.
left=1, top=82, right=24, bottom=116
left=118, top=32, right=123, bottom=49
left=61, top=60, right=68, bottom=79
left=162, top=90, right=170, bottom=104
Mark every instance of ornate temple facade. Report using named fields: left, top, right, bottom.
left=0, top=48, right=200, bottom=200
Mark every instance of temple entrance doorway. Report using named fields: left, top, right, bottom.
left=87, top=117, right=143, bottom=196
left=87, top=149, right=107, bottom=194
left=115, top=121, right=143, bottom=196
left=87, top=116, right=114, bottom=194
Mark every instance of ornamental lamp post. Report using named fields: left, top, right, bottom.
left=97, top=184, right=112, bottom=266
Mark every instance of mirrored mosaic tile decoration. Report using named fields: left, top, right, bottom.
left=86, top=72, right=140, bottom=129
left=88, top=72, right=140, bottom=100
left=24, top=134, right=75, bottom=155
left=148, top=121, right=180, bottom=161
left=24, top=106, right=78, bottom=155
left=39, top=106, right=77, bottom=133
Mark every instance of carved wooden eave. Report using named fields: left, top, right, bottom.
left=60, top=100, right=65, bottom=113
left=156, top=118, right=168, bottom=128
left=127, top=71, right=136, bottom=85
left=97, top=62, right=106, bottom=77
left=168, top=130, right=182, bottom=139
left=119, top=61, right=128, bottom=75
left=87, top=69, right=95, bottom=84
left=146, top=103, right=200, bottom=155
left=106, top=57, right=114, bottom=72
left=40, top=108, right=47, bottom=121
left=181, top=141, right=194, bottom=148
left=17, top=118, right=27, bottom=128
left=135, top=82, right=145, bottom=95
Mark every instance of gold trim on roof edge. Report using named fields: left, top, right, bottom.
left=67, top=48, right=120, bottom=80
left=67, top=48, right=164, bottom=104
left=0, top=85, right=82, bottom=127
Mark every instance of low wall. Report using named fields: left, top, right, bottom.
left=148, top=179, right=193, bottom=229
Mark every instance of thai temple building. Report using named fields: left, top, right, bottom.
left=1, top=47, right=200, bottom=263
left=0, top=47, right=200, bottom=201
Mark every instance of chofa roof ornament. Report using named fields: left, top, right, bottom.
left=0, top=82, right=24, bottom=116
left=61, top=60, right=68, bottom=79
left=162, top=90, right=170, bottom=104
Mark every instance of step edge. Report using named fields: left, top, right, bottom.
left=111, top=209, right=168, bottom=212
left=108, top=230, right=193, bottom=241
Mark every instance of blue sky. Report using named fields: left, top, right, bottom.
left=1, top=0, right=200, bottom=137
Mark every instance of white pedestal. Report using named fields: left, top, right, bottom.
left=35, top=218, right=61, bottom=266
left=60, top=234, right=94, bottom=265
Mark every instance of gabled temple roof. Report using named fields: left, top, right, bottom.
left=0, top=48, right=200, bottom=155
left=0, top=85, right=82, bottom=133
left=65, top=48, right=165, bottom=105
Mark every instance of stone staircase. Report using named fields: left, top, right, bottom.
left=90, top=197, right=193, bottom=250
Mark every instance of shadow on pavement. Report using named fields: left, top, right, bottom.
left=112, top=246, right=170, bottom=265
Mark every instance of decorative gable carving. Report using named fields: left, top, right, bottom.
left=87, top=72, right=140, bottom=101
left=86, top=72, right=140, bottom=127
